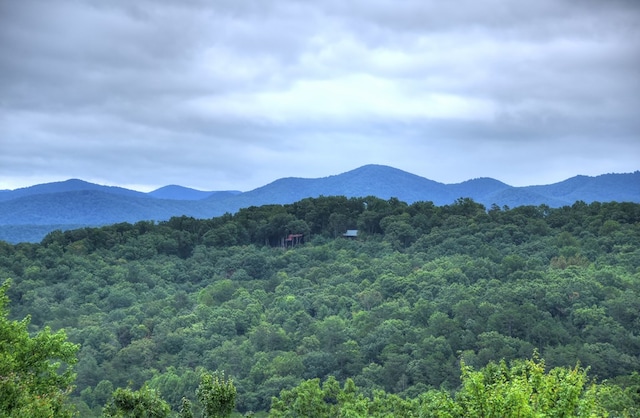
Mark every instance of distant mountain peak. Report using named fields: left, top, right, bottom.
left=344, top=164, right=425, bottom=176
left=1, top=166, right=638, bottom=243
left=148, top=185, right=240, bottom=201
left=0, top=178, right=149, bottom=202
left=455, top=177, right=510, bottom=186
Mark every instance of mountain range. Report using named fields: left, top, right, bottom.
left=1, top=164, right=639, bottom=243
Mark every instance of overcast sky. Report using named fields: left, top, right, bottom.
left=1, top=0, right=639, bottom=192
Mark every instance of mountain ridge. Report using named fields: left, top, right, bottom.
left=149, top=185, right=242, bottom=201
left=1, top=165, right=638, bottom=243
left=0, top=178, right=150, bottom=201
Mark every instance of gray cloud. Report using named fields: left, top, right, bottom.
left=1, top=0, right=638, bottom=191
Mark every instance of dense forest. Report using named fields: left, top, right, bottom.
left=1, top=196, right=639, bottom=416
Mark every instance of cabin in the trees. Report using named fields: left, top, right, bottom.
left=342, top=229, right=358, bottom=238
left=284, top=233, right=304, bottom=247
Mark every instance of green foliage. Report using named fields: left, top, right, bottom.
left=0, top=279, right=79, bottom=417
left=196, top=371, right=237, bottom=418
left=269, top=377, right=338, bottom=417
left=2, top=198, right=640, bottom=416
left=271, top=356, right=617, bottom=417
left=179, top=397, right=194, bottom=418
left=451, top=355, right=603, bottom=417
left=102, top=384, right=171, bottom=418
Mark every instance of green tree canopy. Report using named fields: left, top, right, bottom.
left=0, top=279, right=79, bottom=417
left=102, top=384, right=171, bottom=418
left=270, top=355, right=633, bottom=417
left=196, top=371, right=237, bottom=418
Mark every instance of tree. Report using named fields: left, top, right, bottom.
left=196, top=371, right=237, bottom=418
left=272, top=355, right=614, bottom=417
left=0, top=279, right=79, bottom=417
left=179, top=397, right=193, bottom=418
left=447, top=355, right=607, bottom=417
left=102, top=384, right=171, bottom=418
left=269, top=377, right=337, bottom=417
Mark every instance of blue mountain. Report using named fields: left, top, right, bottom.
left=0, top=179, right=149, bottom=202
left=0, top=165, right=638, bottom=243
left=148, top=185, right=241, bottom=200
left=219, top=164, right=450, bottom=208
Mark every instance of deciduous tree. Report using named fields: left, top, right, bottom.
left=196, top=371, right=237, bottom=418
left=0, top=279, right=79, bottom=417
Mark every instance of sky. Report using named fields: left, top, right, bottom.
left=1, top=0, right=639, bottom=192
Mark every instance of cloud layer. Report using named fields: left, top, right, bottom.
left=1, top=0, right=639, bottom=191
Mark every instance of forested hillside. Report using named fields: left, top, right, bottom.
left=2, top=166, right=639, bottom=244
left=1, top=196, right=639, bottom=416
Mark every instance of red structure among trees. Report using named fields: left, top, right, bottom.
left=284, top=233, right=304, bottom=247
